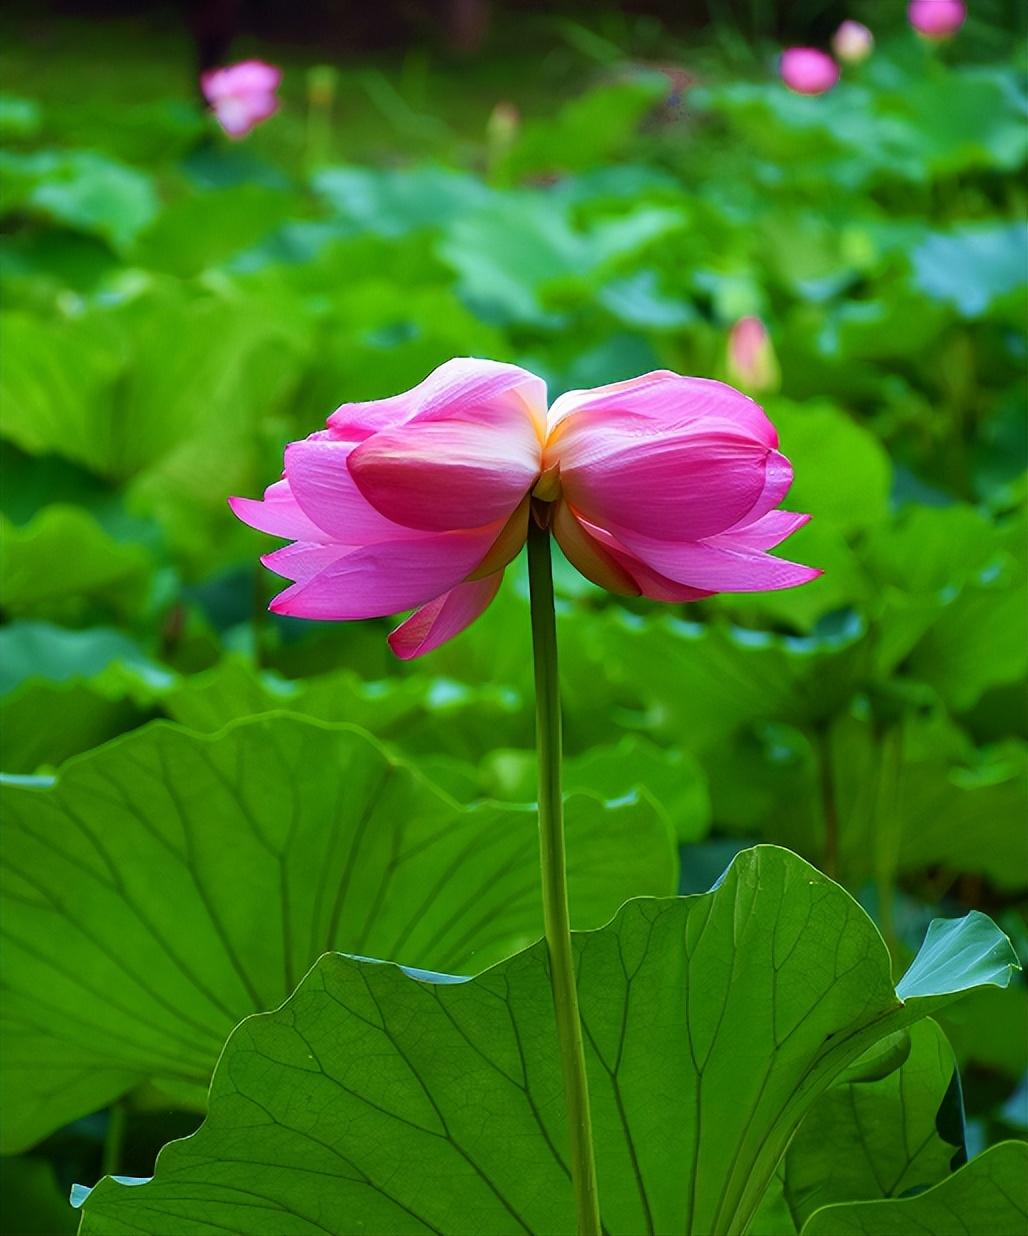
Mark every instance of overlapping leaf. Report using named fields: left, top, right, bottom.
left=77, top=846, right=1017, bottom=1235
left=801, top=1141, right=1028, bottom=1235
left=0, top=714, right=675, bottom=1151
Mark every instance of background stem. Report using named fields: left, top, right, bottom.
left=526, top=519, right=602, bottom=1236
left=102, top=1101, right=127, bottom=1179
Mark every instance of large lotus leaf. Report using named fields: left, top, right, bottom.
left=766, top=400, right=891, bottom=537
left=800, top=1141, right=1028, bottom=1235
left=0, top=623, right=166, bottom=698
left=313, top=164, right=492, bottom=237
left=162, top=658, right=530, bottom=758
left=0, top=1155, right=78, bottom=1235
left=865, top=505, right=1028, bottom=706
left=588, top=610, right=869, bottom=753
left=0, top=714, right=675, bottom=1152
left=784, top=1020, right=963, bottom=1228
left=77, top=846, right=1016, bottom=1236
left=912, top=222, right=1027, bottom=319
left=0, top=149, right=158, bottom=250
left=829, top=709, right=1028, bottom=892
left=478, top=736, right=711, bottom=844
left=0, top=623, right=171, bottom=773
left=0, top=507, right=152, bottom=621
left=0, top=284, right=307, bottom=502
left=0, top=310, right=125, bottom=471
left=441, top=190, right=684, bottom=325
left=494, top=73, right=667, bottom=183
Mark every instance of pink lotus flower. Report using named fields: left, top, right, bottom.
left=200, top=60, right=281, bottom=138
left=908, top=0, right=966, bottom=39
left=230, top=360, right=818, bottom=658
left=779, top=48, right=840, bottom=96
left=832, top=20, right=874, bottom=63
left=727, top=317, right=780, bottom=393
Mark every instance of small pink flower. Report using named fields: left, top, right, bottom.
left=727, top=317, right=780, bottom=393
left=201, top=59, right=281, bottom=139
left=832, top=20, right=874, bottom=63
left=908, top=0, right=966, bottom=38
left=779, top=47, right=840, bottom=96
left=231, top=360, right=819, bottom=658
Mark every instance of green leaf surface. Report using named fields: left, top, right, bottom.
left=0, top=714, right=675, bottom=1151
left=77, top=846, right=1017, bottom=1235
left=912, top=223, right=1027, bottom=319
left=0, top=506, right=152, bottom=620
left=784, top=1020, right=963, bottom=1228
left=800, top=1141, right=1028, bottom=1235
left=0, top=149, right=158, bottom=250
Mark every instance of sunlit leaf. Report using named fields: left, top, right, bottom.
left=785, top=1020, right=964, bottom=1227
left=76, top=846, right=1017, bottom=1234
left=801, top=1141, right=1028, bottom=1235
left=0, top=714, right=675, bottom=1151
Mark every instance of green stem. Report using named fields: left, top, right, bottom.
left=526, top=518, right=602, bottom=1236
left=102, top=1101, right=127, bottom=1178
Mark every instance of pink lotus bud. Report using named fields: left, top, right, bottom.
left=231, top=362, right=818, bottom=658
left=779, top=48, right=840, bottom=96
left=200, top=59, right=282, bottom=139
left=727, top=317, right=780, bottom=393
left=832, top=20, right=874, bottom=63
left=908, top=0, right=966, bottom=39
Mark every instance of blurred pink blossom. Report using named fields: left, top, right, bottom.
left=832, top=20, right=874, bottom=63
left=727, top=317, right=780, bottom=393
left=231, top=360, right=817, bottom=658
left=908, top=0, right=967, bottom=38
left=201, top=59, right=281, bottom=139
left=779, top=48, right=840, bottom=96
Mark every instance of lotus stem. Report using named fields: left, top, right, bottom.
left=526, top=517, right=602, bottom=1236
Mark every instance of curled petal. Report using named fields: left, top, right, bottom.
left=467, top=494, right=530, bottom=579
left=388, top=572, right=504, bottom=660
left=267, top=526, right=501, bottom=621
left=725, top=450, right=795, bottom=532
left=283, top=437, right=419, bottom=544
left=559, top=428, right=786, bottom=543
left=348, top=416, right=541, bottom=532
left=571, top=513, right=711, bottom=602
left=546, top=372, right=778, bottom=450
left=228, top=479, right=329, bottom=543
left=327, top=357, right=548, bottom=444
left=201, top=60, right=281, bottom=102
left=551, top=501, right=640, bottom=597
left=596, top=524, right=822, bottom=593
left=717, top=510, right=811, bottom=551
left=261, top=542, right=349, bottom=582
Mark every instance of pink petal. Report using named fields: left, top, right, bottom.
left=213, top=94, right=278, bottom=137
left=228, top=479, right=329, bottom=542
left=283, top=437, right=422, bottom=544
left=569, top=511, right=712, bottom=602
left=260, top=543, right=349, bottom=583
left=593, top=524, right=821, bottom=593
left=724, top=450, right=795, bottom=532
left=908, top=0, right=965, bottom=39
left=779, top=48, right=840, bottom=96
left=327, top=357, right=548, bottom=444
left=717, top=510, right=810, bottom=551
left=267, top=525, right=501, bottom=621
left=201, top=60, right=281, bottom=103
left=559, top=428, right=787, bottom=543
left=388, top=572, right=504, bottom=660
left=348, top=418, right=541, bottom=532
left=546, top=372, right=778, bottom=448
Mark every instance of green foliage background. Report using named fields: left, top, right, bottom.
left=0, top=3, right=1025, bottom=1232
